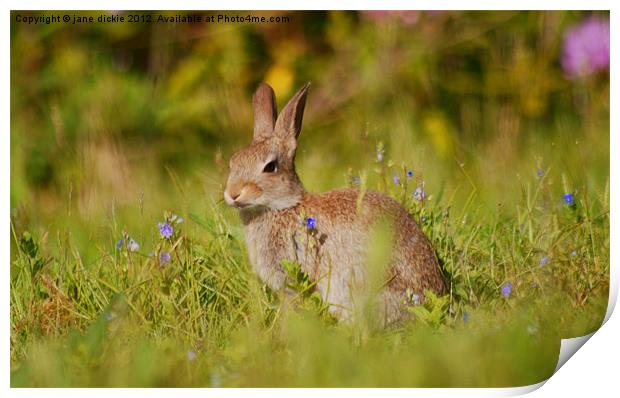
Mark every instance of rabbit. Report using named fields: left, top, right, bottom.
left=224, top=82, right=446, bottom=324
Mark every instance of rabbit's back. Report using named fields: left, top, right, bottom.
left=300, top=189, right=445, bottom=318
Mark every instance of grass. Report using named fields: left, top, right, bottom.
left=9, top=135, right=609, bottom=387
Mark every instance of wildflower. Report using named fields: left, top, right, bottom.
left=563, top=193, right=575, bottom=206
left=171, top=214, right=184, bottom=224
left=571, top=251, right=577, bottom=257
left=527, top=324, right=539, bottom=335
left=376, top=147, right=385, bottom=162
left=393, top=175, right=400, bottom=185
left=187, top=351, right=197, bottom=362
left=561, top=17, right=610, bottom=79
left=158, top=222, right=173, bottom=239
left=413, top=186, right=427, bottom=201
left=406, top=170, right=414, bottom=178
left=463, top=311, right=470, bottom=323
left=351, top=176, right=362, bottom=186
left=116, top=239, right=123, bottom=250
left=411, top=293, right=421, bottom=306
left=539, top=255, right=549, bottom=267
left=159, top=251, right=171, bottom=265
left=537, top=169, right=544, bottom=178
left=306, top=217, right=317, bottom=230
left=104, top=312, right=115, bottom=321
left=127, top=239, right=139, bottom=252
left=501, top=282, right=513, bottom=298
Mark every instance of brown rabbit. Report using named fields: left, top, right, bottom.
left=224, top=83, right=446, bottom=324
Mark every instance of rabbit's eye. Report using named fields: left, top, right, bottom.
left=263, top=160, right=277, bottom=173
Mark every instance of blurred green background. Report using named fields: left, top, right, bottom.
left=10, top=10, right=609, bottom=387
left=11, top=11, right=609, bottom=230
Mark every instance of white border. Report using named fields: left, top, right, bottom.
left=4, top=1, right=617, bottom=397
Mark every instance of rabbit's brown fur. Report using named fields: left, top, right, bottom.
left=225, top=83, right=446, bottom=323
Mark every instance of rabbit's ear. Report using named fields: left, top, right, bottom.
left=252, top=83, right=278, bottom=143
left=274, top=83, right=310, bottom=144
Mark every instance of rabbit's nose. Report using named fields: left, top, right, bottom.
left=224, top=189, right=241, bottom=206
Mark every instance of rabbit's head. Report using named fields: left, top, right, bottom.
left=224, top=83, right=310, bottom=211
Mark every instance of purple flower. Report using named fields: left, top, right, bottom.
left=537, top=169, right=544, bottom=178
left=159, top=251, right=171, bottom=265
left=406, top=170, right=414, bottom=178
left=571, top=251, right=577, bottom=257
left=127, top=239, right=139, bottom=252
left=158, top=222, right=173, bottom=239
left=501, top=282, right=513, bottom=298
left=413, top=186, right=427, bottom=201
left=116, top=239, right=123, bottom=249
left=539, top=255, right=549, bottom=266
left=561, top=17, right=610, bottom=79
left=351, top=176, right=362, bottom=186
left=393, top=175, right=400, bottom=185
left=563, top=193, right=575, bottom=206
left=306, top=217, right=317, bottom=230
left=187, top=351, right=197, bottom=361
left=463, top=311, right=470, bottom=323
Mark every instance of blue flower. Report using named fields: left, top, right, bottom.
left=127, top=239, right=139, bottom=252
left=158, top=222, right=173, bottom=239
left=116, top=239, right=123, bottom=250
left=306, top=217, right=317, bottom=230
left=413, top=186, right=427, bottom=201
left=351, top=176, right=362, bottom=186
left=537, top=169, right=544, bottom=178
left=463, top=311, right=470, bottom=323
left=501, top=282, right=513, bottom=298
left=160, top=251, right=171, bottom=265
left=539, top=255, right=549, bottom=266
left=406, top=170, right=414, bottom=178
left=187, top=351, right=197, bottom=361
left=571, top=251, right=577, bottom=257
left=393, top=175, right=400, bottom=185
left=563, top=193, right=575, bottom=206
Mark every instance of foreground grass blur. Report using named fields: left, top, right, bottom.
left=10, top=10, right=609, bottom=387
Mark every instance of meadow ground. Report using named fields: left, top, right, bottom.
left=10, top=10, right=609, bottom=387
